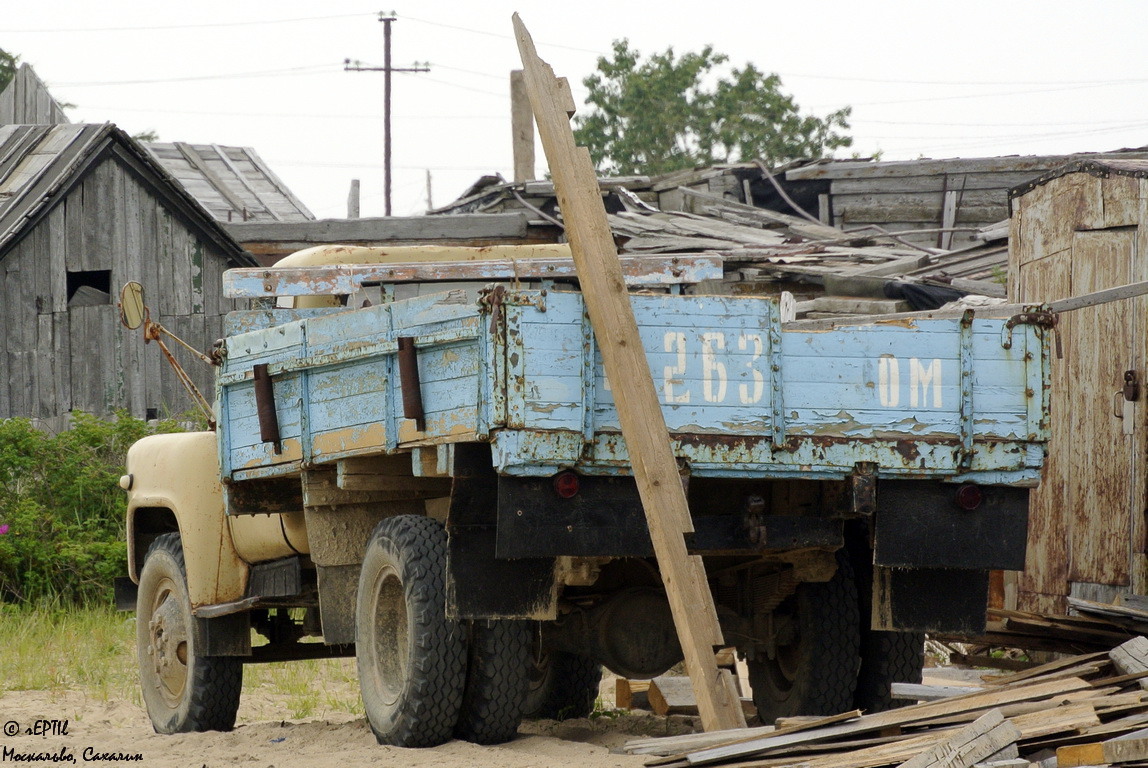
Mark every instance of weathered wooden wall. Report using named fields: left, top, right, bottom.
left=1008, top=168, right=1148, bottom=613
left=790, top=153, right=1148, bottom=249
left=0, top=64, right=69, bottom=125
left=0, top=153, right=240, bottom=426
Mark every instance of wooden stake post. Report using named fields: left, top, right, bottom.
left=512, top=14, right=746, bottom=732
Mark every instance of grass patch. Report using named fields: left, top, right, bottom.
left=0, top=603, right=137, bottom=702
left=0, top=605, right=363, bottom=722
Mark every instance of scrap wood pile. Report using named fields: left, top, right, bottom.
left=622, top=637, right=1148, bottom=768
left=931, top=608, right=1141, bottom=656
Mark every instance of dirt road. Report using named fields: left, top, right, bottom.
left=0, top=689, right=690, bottom=768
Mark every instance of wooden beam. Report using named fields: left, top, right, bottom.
left=512, top=13, right=745, bottom=733
left=1057, top=726, right=1148, bottom=768
left=223, top=212, right=532, bottom=245
left=222, top=252, right=724, bottom=297
left=510, top=69, right=535, bottom=183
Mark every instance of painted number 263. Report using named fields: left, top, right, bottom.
left=662, top=331, right=765, bottom=405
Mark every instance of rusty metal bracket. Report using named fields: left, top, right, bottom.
left=958, top=309, right=976, bottom=469
left=252, top=363, right=282, bottom=454
left=1002, top=308, right=1061, bottom=359
left=397, top=337, right=425, bottom=431
left=851, top=462, right=878, bottom=518
left=478, top=284, right=507, bottom=333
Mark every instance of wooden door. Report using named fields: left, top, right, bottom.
left=1066, top=229, right=1137, bottom=587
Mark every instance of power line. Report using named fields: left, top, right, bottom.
left=55, top=64, right=339, bottom=87
left=345, top=14, right=430, bottom=216
left=0, top=12, right=370, bottom=33
left=782, top=71, right=1148, bottom=87
left=402, top=14, right=606, bottom=55
left=81, top=105, right=504, bottom=120
left=823, top=80, right=1138, bottom=109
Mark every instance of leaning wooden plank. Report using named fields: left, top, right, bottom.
left=896, top=710, right=1021, bottom=768
left=980, top=651, right=1109, bottom=686
left=627, top=710, right=860, bottom=758
left=1058, top=726, right=1148, bottom=768
left=761, top=704, right=1097, bottom=768
left=1026, top=712, right=1148, bottom=753
left=683, top=677, right=1091, bottom=766
left=1110, top=637, right=1148, bottom=690
left=971, top=760, right=1028, bottom=768
left=892, top=683, right=984, bottom=702
left=512, top=13, right=744, bottom=733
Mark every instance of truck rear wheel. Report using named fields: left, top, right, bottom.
left=522, top=645, right=601, bottom=720
left=748, top=556, right=860, bottom=722
left=356, top=515, right=467, bottom=747
left=455, top=620, right=529, bottom=743
left=136, top=533, right=242, bottom=733
left=855, top=630, right=924, bottom=713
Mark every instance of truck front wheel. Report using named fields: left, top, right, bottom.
left=136, top=533, right=242, bottom=733
left=356, top=515, right=467, bottom=747
left=748, top=557, right=860, bottom=722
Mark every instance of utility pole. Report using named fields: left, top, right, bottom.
left=345, top=13, right=429, bottom=216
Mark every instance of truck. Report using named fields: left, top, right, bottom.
left=117, top=241, right=1051, bottom=747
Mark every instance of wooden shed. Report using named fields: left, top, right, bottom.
left=0, top=123, right=256, bottom=429
left=1007, top=158, right=1148, bottom=613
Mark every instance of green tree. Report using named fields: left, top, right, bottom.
left=573, top=40, right=852, bottom=176
left=0, top=48, right=18, bottom=94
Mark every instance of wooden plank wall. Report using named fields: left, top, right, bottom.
left=1009, top=171, right=1148, bottom=613
left=0, top=65, right=69, bottom=125
left=0, top=153, right=239, bottom=427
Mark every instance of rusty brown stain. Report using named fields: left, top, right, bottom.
left=893, top=440, right=920, bottom=463
left=874, top=317, right=918, bottom=329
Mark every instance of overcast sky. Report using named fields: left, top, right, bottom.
left=4, top=1, right=1146, bottom=220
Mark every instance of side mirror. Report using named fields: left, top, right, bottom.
left=119, top=281, right=147, bottom=330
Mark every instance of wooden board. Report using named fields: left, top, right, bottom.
left=1066, top=229, right=1135, bottom=586
left=1013, top=247, right=1071, bottom=604
left=513, top=14, right=744, bottom=732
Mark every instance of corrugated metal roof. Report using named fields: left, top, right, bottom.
left=0, top=123, right=253, bottom=264
left=144, top=142, right=314, bottom=223
left=0, top=64, right=69, bottom=125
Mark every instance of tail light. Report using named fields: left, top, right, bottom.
left=955, top=484, right=983, bottom=510
left=553, top=471, right=580, bottom=499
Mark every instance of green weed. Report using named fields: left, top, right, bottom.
left=0, top=411, right=188, bottom=605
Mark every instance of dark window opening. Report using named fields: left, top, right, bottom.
left=145, top=408, right=158, bottom=421
left=66, top=270, right=112, bottom=307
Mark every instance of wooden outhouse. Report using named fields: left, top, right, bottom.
left=0, top=123, right=256, bottom=428
left=1008, top=159, right=1148, bottom=613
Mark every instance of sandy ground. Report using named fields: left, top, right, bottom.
left=0, top=668, right=995, bottom=767
left=0, top=686, right=694, bottom=768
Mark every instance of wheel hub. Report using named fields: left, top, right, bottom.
left=148, top=582, right=189, bottom=703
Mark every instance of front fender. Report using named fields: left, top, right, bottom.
left=125, top=431, right=248, bottom=607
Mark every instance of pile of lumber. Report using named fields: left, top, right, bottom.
left=1070, top=597, right=1148, bottom=636
left=933, top=608, right=1138, bottom=656
left=622, top=637, right=1148, bottom=768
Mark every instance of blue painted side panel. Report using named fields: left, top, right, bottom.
left=216, top=289, right=1049, bottom=485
